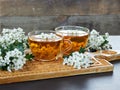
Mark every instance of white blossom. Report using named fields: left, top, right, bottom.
left=87, top=29, right=111, bottom=51
left=63, top=51, right=93, bottom=69
left=104, top=32, right=109, bottom=39
left=0, top=27, right=27, bottom=47
left=0, top=27, right=28, bottom=72
left=0, top=48, right=26, bottom=71
left=90, top=29, right=99, bottom=35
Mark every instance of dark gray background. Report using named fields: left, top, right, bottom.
left=0, top=0, right=120, bottom=34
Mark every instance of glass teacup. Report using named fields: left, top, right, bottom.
left=55, top=26, right=89, bottom=55
left=28, top=30, right=71, bottom=61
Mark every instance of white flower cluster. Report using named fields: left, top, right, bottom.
left=36, top=33, right=61, bottom=41
left=63, top=51, right=93, bottom=69
left=87, top=29, right=112, bottom=51
left=0, top=28, right=28, bottom=72
left=0, top=27, right=27, bottom=49
left=0, top=49, right=26, bottom=72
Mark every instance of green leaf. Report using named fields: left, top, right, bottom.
left=100, top=40, right=108, bottom=47
left=63, top=55, right=70, bottom=58
left=7, top=41, right=25, bottom=53
left=25, top=54, right=34, bottom=60
left=26, top=39, right=30, bottom=48
left=0, top=65, right=8, bottom=71
left=79, top=47, right=86, bottom=53
left=63, top=55, right=68, bottom=58
left=7, top=44, right=14, bottom=51
left=0, top=45, right=7, bottom=57
left=63, top=52, right=73, bottom=59
left=17, top=45, right=24, bottom=54
left=89, top=48, right=97, bottom=52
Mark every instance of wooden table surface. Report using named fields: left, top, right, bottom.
left=0, top=36, right=120, bottom=90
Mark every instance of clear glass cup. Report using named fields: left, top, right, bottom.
left=28, top=30, right=71, bottom=61
left=55, top=26, right=89, bottom=55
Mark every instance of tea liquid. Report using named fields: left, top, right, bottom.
left=57, top=30, right=89, bottom=54
left=28, top=35, right=63, bottom=61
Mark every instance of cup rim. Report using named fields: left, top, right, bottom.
left=55, top=25, right=89, bottom=33
left=28, top=30, right=55, bottom=36
left=28, top=30, right=64, bottom=41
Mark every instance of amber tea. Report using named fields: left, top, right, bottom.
left=55, top=26, right=89, bottom=55
left=28, top=31, right=63, bottom=61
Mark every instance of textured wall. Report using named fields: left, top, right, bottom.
left=0, top=0, right=120, bottom=34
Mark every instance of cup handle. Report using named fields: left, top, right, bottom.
left=63, top=39, right=72, bottom=55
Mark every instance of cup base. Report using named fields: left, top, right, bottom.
left=34, top=56, right=62, bottom=62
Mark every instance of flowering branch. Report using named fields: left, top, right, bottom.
left=87, top=29, right=112, bottom=52
left=0, top=28, right=29, bottom=72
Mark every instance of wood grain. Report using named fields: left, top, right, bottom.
left=0, top=58, right=113, bottom=84
left=0, top=0, right=120, bottom=16
left=0, top=15, right=120, bottom=35
left=93, top=50, right=120, bottom=61
left=0, top=0, right=119, bottom=35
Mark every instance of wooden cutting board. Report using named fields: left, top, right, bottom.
left=0, top=58, right=113, bottom=84
left=88, top=50, right=120, bottom=61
